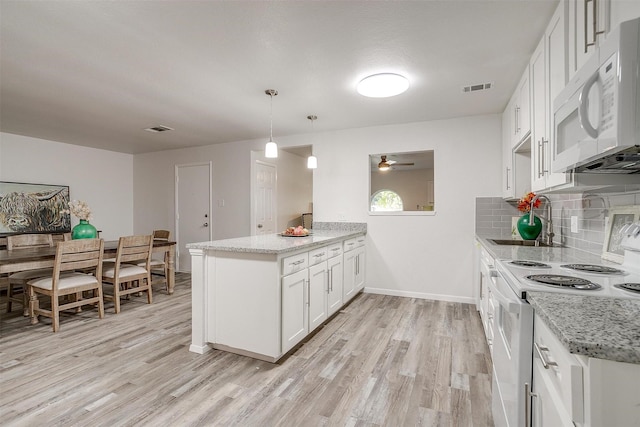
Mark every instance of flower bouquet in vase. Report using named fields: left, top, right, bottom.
left=516, top=192, right=542, bottom=240
left=64, top=200, right=97, bottom=239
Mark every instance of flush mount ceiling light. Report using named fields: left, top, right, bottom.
left=307, top=115, right=318, bottom=169
left=357, top=73, right=409, bottom=98
left=264, top=89, right=278, bottom=158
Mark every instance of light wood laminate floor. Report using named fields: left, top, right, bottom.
left=0, top=273, right=493, bottom=426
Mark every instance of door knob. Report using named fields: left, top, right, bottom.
left=203, top=222, right=208, bottom=227
left=257, top=224, right=263, bottom=228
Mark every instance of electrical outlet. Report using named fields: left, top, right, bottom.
left=571, top=216, right=579, bottom=233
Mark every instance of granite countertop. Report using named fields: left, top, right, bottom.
left=527, top=292, right=640, bottom=364
left=186, top=229, right=365, bottom=255
left=476, top=235, right=604, bottom=265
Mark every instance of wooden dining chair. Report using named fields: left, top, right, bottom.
left=6, top=234, right=54, bottom=316
left=102, top=235, right=153, bottom=313
left=27, top=238, right=105, bottom=332
left=139, top=229, right=171, bottom=292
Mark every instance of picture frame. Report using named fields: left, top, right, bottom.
left=0, top=181, right=71, bottom=235
left=602, top=205, right=640, bottom=263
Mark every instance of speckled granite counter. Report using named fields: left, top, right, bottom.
left=186, top=228, right=365, bottom=255
left=476, top=235, right=604, bottom=265
left=527, top=292, right=640, bottom=364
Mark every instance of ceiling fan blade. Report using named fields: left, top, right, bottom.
left=394, top=162, right=415, bottom=166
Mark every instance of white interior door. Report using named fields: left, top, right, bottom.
left=253, top=161, right=276, bottom=235
left=176, top=162, right=211, bottom=272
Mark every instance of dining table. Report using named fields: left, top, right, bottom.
left=0, top=239, right=177, bottom=294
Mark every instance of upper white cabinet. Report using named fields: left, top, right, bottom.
left=568, top=0, right=610, bottom=79
left=532, top=2, right=572, bottom=192
left=506, top=67, right=531, bottom=147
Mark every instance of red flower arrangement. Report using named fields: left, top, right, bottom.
left=517, top=192, right=541, bottom=213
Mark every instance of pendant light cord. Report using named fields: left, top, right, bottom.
left=270, top=92, right=274, bottom=141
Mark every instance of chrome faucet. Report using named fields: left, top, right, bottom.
left=529, top=194, right=554, bottom=246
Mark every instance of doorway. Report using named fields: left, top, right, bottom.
left=251, top=160, right=277, bottom=235
left=175, top=162, right=212, bottom=272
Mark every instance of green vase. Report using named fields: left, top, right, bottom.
left=72, top=219, right=97, bottom=239
left=517, top=214, right=542, bottom=240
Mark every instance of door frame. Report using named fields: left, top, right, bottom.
left=174, top=161, right=213, bottom=271
left=250, top=152, right=277, bottom=236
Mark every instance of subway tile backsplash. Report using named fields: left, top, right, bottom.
left=476, top=189, right=640, bottom=259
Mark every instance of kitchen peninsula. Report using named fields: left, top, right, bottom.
left=187, top=223, right=366, bottom=362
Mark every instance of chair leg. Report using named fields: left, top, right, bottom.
left=29, top=287, right=39, bottom=325
left=114, top=281, right=121, bottom=314
left=52, top=295, right=60, bottom=332
left=75, top=292, right=82, bottom=313
left=97, top=286, right=105, bottom=319
left=22, top=289, right=29, bottom=317
left=6, top=283, right=14, bottom=313
left=146, top=277, right=153, bottom=305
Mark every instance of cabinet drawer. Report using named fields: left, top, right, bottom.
left=327, top=243, right=342, bottom=259
left=282, top=253, right=308, bottom=276
left=344, top=235, right=365, bottom=252
left=533, top=316, right=584, bottom=424
left=308, top=246, right=328, bottom=266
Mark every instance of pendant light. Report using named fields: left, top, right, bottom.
left=265, top=89, right=278, bottom=158
left=307, top=115, right=318, bottom=169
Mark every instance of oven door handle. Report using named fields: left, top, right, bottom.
left=490, top=278, right=521, bottom=314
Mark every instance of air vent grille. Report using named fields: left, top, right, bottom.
left=462, top=82, right=493, bottom=93
left=144, top=125, right=174, bottom=133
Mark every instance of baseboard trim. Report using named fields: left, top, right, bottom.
left=189, top=343, right=211, bottom=354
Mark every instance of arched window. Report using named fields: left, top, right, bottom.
left=370, top=190, right=403, bottom=212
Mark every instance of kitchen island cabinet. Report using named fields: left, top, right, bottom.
left=187, top=226, right=366, bottom=362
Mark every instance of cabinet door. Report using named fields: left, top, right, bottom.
left=531, top=36, right=547, bottom=192
left=502, top=106, right=515, bottom=199
left=532, top=355, right=574, bottom=427
left=354, top=247, right=366, bottom=292
left=308, top=262, right=328, bottom=332
left=569, top=0, right=609, bottom=78
left=327, top=255, right=343, bottom=316
left=343, top=250, right=357, bottom=302
left=282, top=269, right=308, bottom=354
left=517, top=68, right=531, bottom=142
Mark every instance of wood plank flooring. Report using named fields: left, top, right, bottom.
left=0, top=274, right=494, bottom=426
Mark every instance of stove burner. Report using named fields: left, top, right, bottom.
left=560, top=264, right=625, bottom=275
left=526, top=274, right=602, bottom=290
left=614, top=283, right=640, bottom=294
left=510, top=260, right=551, bottom=268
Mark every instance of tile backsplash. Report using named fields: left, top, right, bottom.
left=476, top=189, right=640, bottom=259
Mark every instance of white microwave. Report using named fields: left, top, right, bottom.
left=553, top=17, right=640, bottom=174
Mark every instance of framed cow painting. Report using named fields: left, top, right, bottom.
left=0, top=181, right=71, bottom=235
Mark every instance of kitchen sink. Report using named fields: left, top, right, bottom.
left=489, top=239, right=556, bottom=247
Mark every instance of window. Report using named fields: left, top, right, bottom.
left=370, top=190, right=403, bottom=212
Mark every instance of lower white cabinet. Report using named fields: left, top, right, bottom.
left=281, top=268, right=309, bottom=354
left=327, top=254, right=343, bottom=316
left=344, top=236, right=366, bottom=302
left=308, top=261, right=328, bottom=332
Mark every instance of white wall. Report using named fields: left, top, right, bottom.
left=0, top=132, right=134, bottom=240
left=274, top=150, right=313, bottom=230
left=314, top=115, right=502, bottom=303
left=371, top=168, right=433, bottom=211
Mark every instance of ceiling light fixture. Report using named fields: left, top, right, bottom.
left=265, top=89, right=278, bottom=158
left=307, top=115, right=318, bottom=169
left=357, top=73, right=409, bottom=98
left=378, top=155, right=391, bottom=171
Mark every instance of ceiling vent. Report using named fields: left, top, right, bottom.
left=144, top=125, right=174, bottom=133
left=462, top=82, right=493, bottom=93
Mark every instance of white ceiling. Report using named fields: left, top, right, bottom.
left=0, top=0, right=558, bottom=155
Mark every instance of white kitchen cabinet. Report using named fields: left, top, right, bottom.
left=308, top=261, right=328, bottom=332
left=327, top=244, right=344, bottom=316
left=531, top=315, right=584, bottom=426
left=343, top=235, right=366, bottom=302
left=505, top=66, right=532, bottom=147
left=281, top=268, right=309, bottom=354
left=531, top=2, right=572, bottom=192
left=568, top=0, right=610, bottom=79
left=477, top=242, right=495, bottom=352
left=501, top=106, right=515, bottom=199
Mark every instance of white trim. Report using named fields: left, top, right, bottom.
left=175, top=161, right=213, bottom=271
left=368, top=210, right=436, bottom=216
left=363, top=286, right=474, bottom=305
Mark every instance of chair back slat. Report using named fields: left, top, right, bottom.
left=153, top=230, right=171, bottom=241
left=115, top=235, right=153, bottom=266
left=7, top=234, right=54, bottom=250
left=52, top=239, right=104, bottom=290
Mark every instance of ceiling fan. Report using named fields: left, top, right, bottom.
left=378, top=155, right=414, bottom=171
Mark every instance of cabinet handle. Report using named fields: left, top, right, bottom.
left=506, top=167, right=511, bottom=190
left=585, top=0, right=605, bottom=53
left=314, top=253, right=325, bottom=258
left=541, top=138, right=548, bottom=174
left=329, top=268, right=333, bottom=292
left=291, top=259, right=305, bottom=265
left=537, top=140, right=543, bottom=178
left=514, top=106, right=519, bottom=135
left=534, top=342, right=558, bottom=369
left=524, top=382, right=538, bottom=427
